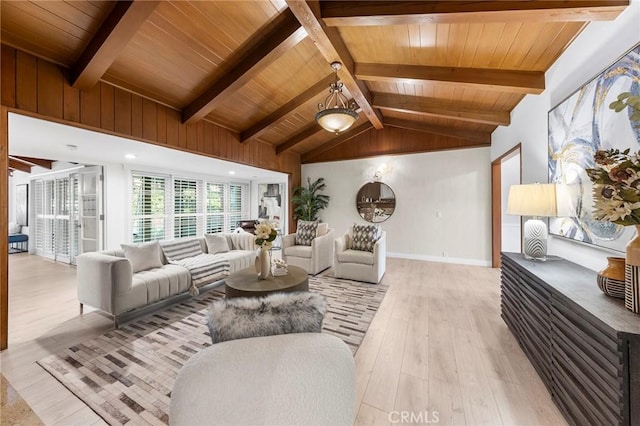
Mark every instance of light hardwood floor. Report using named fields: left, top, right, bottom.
left=1, top=253, right=567, bottom=425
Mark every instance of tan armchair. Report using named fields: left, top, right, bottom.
left=334, top=231, right=386, bottom=284
left=282, top=228, right=335, bottom=275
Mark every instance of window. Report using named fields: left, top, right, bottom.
left=131, top=174, right=168, bottom=243
left=228, top=183, right=248, bottom=232
left=131, top=172, right=249, bottom=241
left=174, top=178, right=201, bottom=238
left=206, top=183, right=225, bottom=234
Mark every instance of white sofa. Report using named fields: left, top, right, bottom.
left=77, top=233, right=256, bottom=326
left=334, top=231, right=386, bottom=284
left=282, top=228, right=335, bottom=275
left=170, top=333, right=356, bottom=426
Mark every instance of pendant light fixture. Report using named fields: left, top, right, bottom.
left=315, top=62, right=359, bottom=134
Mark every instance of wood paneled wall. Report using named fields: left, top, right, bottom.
left=0, top=44, right=301, bottom=350
left=303, top=126, right=490, bottom=164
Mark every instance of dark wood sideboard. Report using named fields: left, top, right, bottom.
left=501, top=252, right=640, bottom=426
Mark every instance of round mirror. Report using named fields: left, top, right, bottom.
left=356, top=182, right=396, bottom=223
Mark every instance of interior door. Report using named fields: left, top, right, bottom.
left=54, top=177, right=71, bottom=264
left=77, top=166, right=104, bottom=254
left=69, top=174, right=79, bottom=264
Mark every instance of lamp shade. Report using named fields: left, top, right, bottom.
left=316, top=108, right=358, bottom=133
left=507, top=183, right=575, bottom=218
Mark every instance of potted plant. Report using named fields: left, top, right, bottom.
left=292, top=177, right=330, bottom=221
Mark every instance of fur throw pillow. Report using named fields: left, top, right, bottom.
left=207, top=292, right=326, bottom=344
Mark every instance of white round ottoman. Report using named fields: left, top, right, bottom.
left=169, top=332, right=356, bottom=425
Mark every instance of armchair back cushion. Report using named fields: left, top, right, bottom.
left=295, top=220, right=318, bottom=246
left=316, top=222, right=329, bottom=237
left=121, top=241, right=163, bottom=273
left=351, top=224, right=381, bottom=252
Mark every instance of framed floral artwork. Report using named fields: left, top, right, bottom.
left=548, top=42, right=640, bottom=252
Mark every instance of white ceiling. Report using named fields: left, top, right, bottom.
left=8, top=113, right=286, bottom=181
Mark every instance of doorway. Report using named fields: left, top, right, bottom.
left=491, top=144, right=522, bottom=268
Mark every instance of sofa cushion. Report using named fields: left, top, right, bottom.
left=284, top=245, right=312, bottom=259
left=295, top=220, right=318, bottom=246
left=337, top=249, right=375, bottom=265
left=205, top=234, right=230, bottom=254
left=221, top=250, right=255, bottom=272
left=131, top=264, right=191, bottom=304
left=121, top=241, right=164, bottom=273
left=160, top=238, right=203, bottom=261
left=226, top=233, right=256, bottom=251
left=207, top=292, right=327, bottom=344
left=351, top=224, right=381, bottom=252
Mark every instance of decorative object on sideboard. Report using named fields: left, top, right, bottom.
left=625, top=226, right=640, bottom=313
left=315, top=61, right=359, bottom=134
left=506, top=183, right=575, bottom=261
left=548, top=42, right=640, bottom=252
left=254, top=221, right=277, bottom=280
left=586, top=148, right=640, bottom=313
left=596, top=257, right=626, bottom=299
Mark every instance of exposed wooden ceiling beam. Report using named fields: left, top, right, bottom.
left=286, top=0, right=384, bottom=130
left=70, top=0, right=159, bottom=90
left=183, top=10, right=307, bottom=125
left=321, top=1, right=629, bottom=26
left=275, top=123, right=324, bottom=155
left=8, top=158, right=31, bottom=173
left=373, top=93, right=510, bottom=126
left=11, top=156, right=53, bottom=169
left=384, top=118, right=492, bottom=144
left=241, top=74, right=335, bottom=144
left=301, top=122, right=373, bottom=162
left=356, top=63, right=544, bottom=94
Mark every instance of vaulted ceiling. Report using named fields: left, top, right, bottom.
left=0, top=0, right=629, bottom=163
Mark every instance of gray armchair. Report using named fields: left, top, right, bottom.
left=282, top=228, right=335, bottom=275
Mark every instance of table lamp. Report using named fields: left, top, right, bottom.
left=507, top=183, right=574, bottom=261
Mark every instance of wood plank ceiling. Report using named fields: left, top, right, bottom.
left=0, top=1, right=629, bottom=163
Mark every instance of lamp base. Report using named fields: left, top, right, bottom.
left=523, top=218, right=548, bottom=261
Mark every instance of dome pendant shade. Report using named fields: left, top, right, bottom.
left=315, top=108, right=358, bottom=134
left=316, top=61, right=359, bottom=134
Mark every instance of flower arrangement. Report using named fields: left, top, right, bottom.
left=586, top=148, right=640, bottom=225
left=254, top=221, right=278, bottom=249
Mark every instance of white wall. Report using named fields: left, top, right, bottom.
left=302, top=147, right=492, bottom=266
left=491, top=0, right=640, bottom=271
left=501, top=153, right=521, bottom=253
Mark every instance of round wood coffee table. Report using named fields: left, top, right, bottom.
left=225, top=265, right=309, bottom=298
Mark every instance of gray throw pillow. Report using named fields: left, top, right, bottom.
left=351, top=224, right=381, bottom=252
left=121, top=241, right=163, bottom=273
left=207, top=292, right=327, bottom=344
left=295, top=220, right=318, bottom=246
left=205, top=234, right=230, bottom=254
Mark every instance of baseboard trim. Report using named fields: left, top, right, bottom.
left=386, top=252, right=492, bottom=267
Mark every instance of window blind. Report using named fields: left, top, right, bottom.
left=206, top=183, right=224, bottom=234
left=130, top=173, right=250, bottom=241
left=174, top=178, right=202, bottom=238
left=131, top=174, right=168, bottom=243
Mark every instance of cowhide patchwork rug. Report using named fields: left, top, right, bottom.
left=38, top=273, right=389, bottom=425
